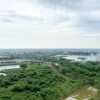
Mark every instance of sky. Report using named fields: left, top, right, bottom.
left=0, top=0, right=100, bottom=49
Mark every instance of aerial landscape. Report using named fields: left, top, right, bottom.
left=0, top=0, right=100, bottom=100
left=0, top=49, right=99, bottom=100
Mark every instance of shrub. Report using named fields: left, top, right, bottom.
left=24, top=85, right=40, bottom=92
left=20, top=64, right=27, bottom=69
left=12, top=85, right=24, bottom=92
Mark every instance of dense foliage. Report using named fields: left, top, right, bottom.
left=55, top=58, right=100, bottom=86
left=0, top=64, right=81, bottom=100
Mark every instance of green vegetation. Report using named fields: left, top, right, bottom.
left=0, top=64, right=81, bottom=100
left=20, top=64, right=27, bottom=69
left=54, top=58, right=100, bottom=86
left=51, top=58, right=100, bottom=99
left=0, top=49, right=100, bottom=100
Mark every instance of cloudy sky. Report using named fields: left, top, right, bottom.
left=0, top=0, right=100, bottom=48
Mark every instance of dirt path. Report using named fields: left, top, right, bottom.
left=64, top=86, right=98, bottom=100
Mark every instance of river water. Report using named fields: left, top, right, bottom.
left=0, top=65, right=20, bottom=71
left=63, top=54, right=100, bottom=62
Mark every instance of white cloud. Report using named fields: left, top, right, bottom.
left=0, top=0, right=100, bottom=48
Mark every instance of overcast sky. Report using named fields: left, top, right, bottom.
left=0, top=0, right=100, bottom=48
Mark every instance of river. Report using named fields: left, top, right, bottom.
left=0, top=65, right=20, bottom=71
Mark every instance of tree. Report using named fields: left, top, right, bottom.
left=20, top=64, right=27, bottom=69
